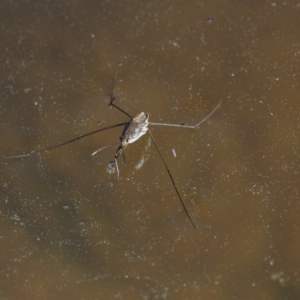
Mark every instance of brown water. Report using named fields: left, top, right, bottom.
left=1, top=1, right=300, bottom=299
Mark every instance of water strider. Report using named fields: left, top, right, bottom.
left=6, top=75, right=221, bottom=229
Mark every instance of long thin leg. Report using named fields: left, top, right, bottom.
left=6, top=122, right=127, bottom=159
left=148, top=130, right=196, bottom=229
left=149, top=101, right=221, bottom=129
left=108, top=72, right=133, bottom=118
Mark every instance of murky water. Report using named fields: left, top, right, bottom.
left=1, top=1, right=300, bottom=299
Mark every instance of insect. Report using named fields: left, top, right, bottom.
left=6, top=75, right=221, bottom=229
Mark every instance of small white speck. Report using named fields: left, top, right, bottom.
left=172, top=149, right=176, bottom=158
left=172, top=41, right=180, bottom=48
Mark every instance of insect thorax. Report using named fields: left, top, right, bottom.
left=120, top=112, right=149, bottom=146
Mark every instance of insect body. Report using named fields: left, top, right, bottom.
left=114, top=112, right=149, bottom=178
left=121, top=112, right=149, bottom=145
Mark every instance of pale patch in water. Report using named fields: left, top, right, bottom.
left=106, top=161, right=116, bottom=175
left=134, top=136, right=151, bottom=171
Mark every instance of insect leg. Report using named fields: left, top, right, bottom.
left=148, top=130, right=197, bottom=229
left=108, top=72, right=132, bottom=118
left=6, top=122, right=127, bottom=159
left=149, top=101, right=221, bottom=129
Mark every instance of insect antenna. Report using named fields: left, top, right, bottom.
left=91, top=142, right=119, bottom=156
left=113, top=143, right=129, bottom=179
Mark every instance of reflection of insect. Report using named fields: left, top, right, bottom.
left=7, top=74, right=221, bottom=229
